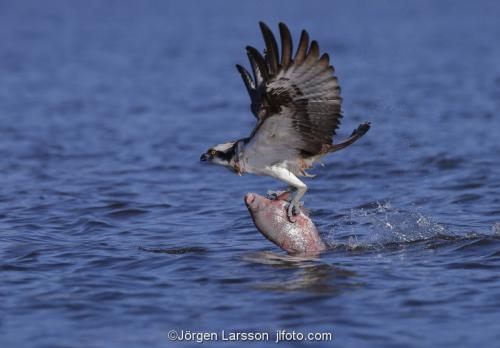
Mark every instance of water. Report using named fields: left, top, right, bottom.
left=1, top=1, right=499, bottom=347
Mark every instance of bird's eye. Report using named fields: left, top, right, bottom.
left=210, top=150, right=217, bottom=156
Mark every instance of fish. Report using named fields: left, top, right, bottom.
left=244, top=192, right=327, bottom=254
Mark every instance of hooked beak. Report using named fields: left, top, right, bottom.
left=200, top=153, right=210, bottom=162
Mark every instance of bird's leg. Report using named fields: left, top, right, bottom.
left=264, top=166, right=307, bottom=223
left=287, top=184, right=307, bottom=221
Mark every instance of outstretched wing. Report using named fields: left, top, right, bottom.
left=236, top=22, right=343, bottom=158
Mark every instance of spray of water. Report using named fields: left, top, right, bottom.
left=325, top=201, right=453, bottom=250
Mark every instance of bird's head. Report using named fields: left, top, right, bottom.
left=200, top=141, right=237, bottom=168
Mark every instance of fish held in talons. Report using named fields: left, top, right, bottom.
left=244, top=192, right=327, bottom=254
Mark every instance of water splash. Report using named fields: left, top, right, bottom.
left=493, top=222, right=500, bottom=236
left=326, top=201, right=453, bottom=250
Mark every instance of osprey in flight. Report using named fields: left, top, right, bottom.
left=201, top=22, right=370, bottom=221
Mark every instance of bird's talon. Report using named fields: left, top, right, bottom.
left=268, top=190, right=293, bottom=202
left=267, top=191, right=279, bottom=200
left=286, top=203, right=300, bottom=223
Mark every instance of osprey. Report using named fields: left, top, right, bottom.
left=201, top=22, right=370, bottom=221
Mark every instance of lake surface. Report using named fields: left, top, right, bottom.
left=1, top=1, right=499, bottom=347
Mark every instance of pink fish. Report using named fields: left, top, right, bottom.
left=244, top=192, right=327, bottom=254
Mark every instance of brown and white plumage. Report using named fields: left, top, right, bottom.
left=201, top=22, right=370, bottom=221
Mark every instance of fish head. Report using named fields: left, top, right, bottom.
left=244, top=193, right=272, bottom=213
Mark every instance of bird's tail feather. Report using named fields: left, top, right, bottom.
left=327, top=122, right=371, bottom=153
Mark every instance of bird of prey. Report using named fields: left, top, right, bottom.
left=201, top=22, right=370, bottom=221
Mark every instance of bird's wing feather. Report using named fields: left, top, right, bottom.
left=237, top=22, right=343, bottom=159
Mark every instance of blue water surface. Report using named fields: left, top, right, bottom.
left=1, top=1, right=499, bottom=347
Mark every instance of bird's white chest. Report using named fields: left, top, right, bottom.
left=239, top=143, right=288, bottom=176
